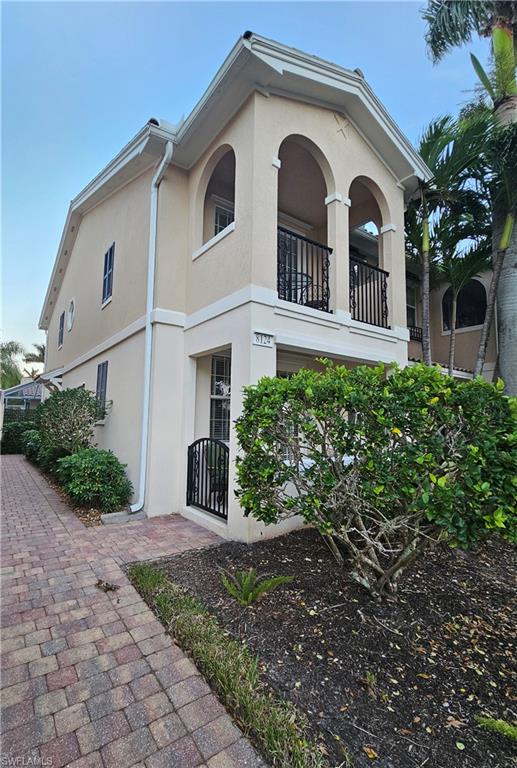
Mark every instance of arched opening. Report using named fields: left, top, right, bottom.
left=202, top=148, right=236, bottom=246
left=442, top=279, right=486, bottom=331
left=276, top=136, right=332, bottom=312
left=348, top=177, right=389, bottom=328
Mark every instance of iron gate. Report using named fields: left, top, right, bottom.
left=186, top=438, right=229, bottom=520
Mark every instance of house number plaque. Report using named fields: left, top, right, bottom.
left=253, top=331, right=274, bottom=348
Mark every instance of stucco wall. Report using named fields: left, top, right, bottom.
left=46, top=169, right=152, bottom=371
left=62, top=330, right=145, bottom=496
left=429, top=273, right=497, bottom=372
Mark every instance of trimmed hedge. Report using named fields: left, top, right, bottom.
left=1, top=421, right=36, bottom=454
left=56, top=448, right=133, bottom=513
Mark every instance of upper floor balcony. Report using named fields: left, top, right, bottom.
left=197, top=134, right=405, bottom=333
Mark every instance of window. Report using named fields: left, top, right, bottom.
left=67, top=299, right=76, bottom=331
left=58, top=312, right=65, bottom=348
left=96, top=361, right=108, bottom=410
left=210, top=356, right=231, bottom=442
left=102, top=243, right=115, bottom=304
left=214, top=205, right=234, bottom=236
left=442, top=279, right=486, bottom=331
left=406, top=284, right=417, bottom=327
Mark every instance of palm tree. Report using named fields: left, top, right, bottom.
left=433, top=214, right=491, bottom=373
left=405, top=115, right=489, bottom=364
left=23, top=343, right=45, bottom=365
left=0, top=341, right=25, bottom=389
left=422, top=0, right=517, bottom=391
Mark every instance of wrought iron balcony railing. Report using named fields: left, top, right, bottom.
left=277, top=227, right=331, bottom=313
left=409, top=325, right=423, bottom=342
left=349, top=257, right=389, bottom=328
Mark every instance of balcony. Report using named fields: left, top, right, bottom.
left=349, top=257, right=389, bottom=329
left=409, top=325, right=423, bottom=342
left=277, top=227, right=331, bottom=313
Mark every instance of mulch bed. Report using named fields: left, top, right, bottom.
left=151, top=529, right=516, bottom=768
left=44, top=474, right=103, bottom=526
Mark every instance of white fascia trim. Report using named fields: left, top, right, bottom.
left=247, top=34, right=431, bottom=181
left=151, top=308, right=186, bottom=327
left=39, top=125, right=177, bottom=331
left=191, top=221, right=235, bottom=261
left=185, top=285, right=276, bottom=330
left=62, top=315, right=146, bottom=375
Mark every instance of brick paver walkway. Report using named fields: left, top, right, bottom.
left=1, top=456, right=265, bottom=768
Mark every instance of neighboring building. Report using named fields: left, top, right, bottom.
left=40, top=32, right=433, bottom=542
left=406, top=270, right=497, bottom=379
left=1, top=379, right=43, bottom=412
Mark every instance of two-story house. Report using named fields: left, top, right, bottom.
left=39, top=32, right=432, bottom=542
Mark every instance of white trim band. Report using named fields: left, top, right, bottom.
left=380, top=223, right=397, bottom=234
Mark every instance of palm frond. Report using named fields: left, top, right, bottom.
left=422, top=0, right=493, bottom=62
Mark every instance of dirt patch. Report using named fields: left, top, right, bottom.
left=150, top=530, right=516, bottom=768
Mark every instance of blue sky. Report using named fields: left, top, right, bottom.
left=2, top=1, right=489, bottom=350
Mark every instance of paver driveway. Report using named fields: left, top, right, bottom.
left=1, top=455, right=265, bottom=768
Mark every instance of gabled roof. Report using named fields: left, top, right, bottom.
left=2, top=380, right=43, bottom=399
left=40, top=32, right=432, bottom=330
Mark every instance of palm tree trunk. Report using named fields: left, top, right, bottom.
left=448, top=295, right=457, bottom=376
left=473, top=213, right=514, bottom=378
left=493, top=92, right=517, bottom=395
left=495, top=216, right=517, bottom=394
left=421, top=203, right=432, bottom=366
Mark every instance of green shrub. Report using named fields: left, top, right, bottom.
left=56, top=448, right=133, bottom=512
left=22, top=429, right=42, bottom=463
left=236, top=362, right=517, bottom=598
left=1, top=420, right=36, bottom=454
left=37, top=387, right=105, bottom=472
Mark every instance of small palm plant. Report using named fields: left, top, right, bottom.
left=221, top=568, right=294, bottom=607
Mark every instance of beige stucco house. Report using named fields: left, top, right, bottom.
left=40, top=32, right=438, bottom=541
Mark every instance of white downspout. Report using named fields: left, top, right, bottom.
left=130, top=140, right=173, bottom=513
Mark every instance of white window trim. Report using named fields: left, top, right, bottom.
left=441, top=324, right=484, bottom=336
left=67, top=298, right=76, bottom=331
left=101, top=296, right=112, bottom=310
left=192, top=221, right=235, bottom=261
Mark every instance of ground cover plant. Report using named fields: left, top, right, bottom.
left=129, top=562, right=327, bottom=768
left=236, top=362, right=517, bottom=597
left=147, top=529, right=516, bottom=768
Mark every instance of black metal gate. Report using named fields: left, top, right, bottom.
left=186, top=438, right=229, bottom=520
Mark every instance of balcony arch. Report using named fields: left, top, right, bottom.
left=348, top=175, right=392, bottom=328
left=276, top=135, right=334, bottom=313
left=197, top=144, right=236, bottom=248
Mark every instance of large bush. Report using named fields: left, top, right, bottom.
left=56, top=448, right=133, bottom=512
left=236, top=362, right=516, bottom=598
left=37, top=387, right=104, bottom=470
left=1, top=420, right=36, bottom=454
